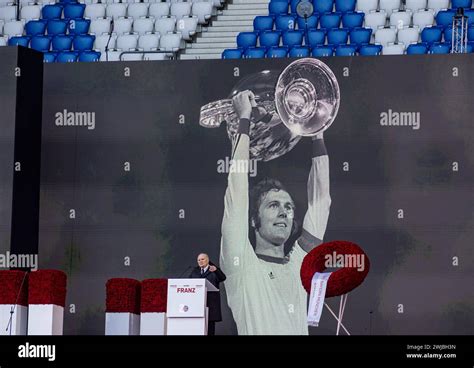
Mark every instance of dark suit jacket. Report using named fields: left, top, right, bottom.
left=189, top=263, right=226, bottom=322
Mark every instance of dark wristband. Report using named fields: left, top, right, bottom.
left=237, top=118, right=250, bottom=135
left=312, top=138, right=327, bottom=157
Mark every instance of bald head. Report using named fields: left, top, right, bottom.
left=197, top=253, right=209, bottom=269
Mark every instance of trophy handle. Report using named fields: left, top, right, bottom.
left=199, top=95, right=272, bottom=128
left=199, top=99, right=234, bottom=128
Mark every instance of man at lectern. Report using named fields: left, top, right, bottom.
left=189, top=253, right=227, bottom=335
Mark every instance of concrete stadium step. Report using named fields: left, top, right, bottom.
left=217, top=14, right=257, bottom=20
left=222, top=9, right=265, bottom=15
left=205, top=25, right=253, bottom=32
left=180, top=54, right=222, bottom=60
left=212, top=20, right=254, bottom=26
left=196, top=36, right=236, bottom=43
left=184, top=48, right=227, bottom=54
left=172, top=0, right=268, bottom=60
left=227, top=3, right=269, bottom=9
left=201, top=31, right=240, bottom=38
left=190, top=42, right=236, bottom=48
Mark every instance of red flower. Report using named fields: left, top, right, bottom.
left=300, top=240, right=370, bottom=298
left=0, top=270, right=28, bottom=306
left=140, top=279, right=168, bottom=313
left=106, top=278, right=141, bottom=314
left=28, top=270, right=67, bottom=307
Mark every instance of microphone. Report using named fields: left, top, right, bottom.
left=5, top=270, right=29, bottom=336
left=177, top=265, right=193, bottom=278
left=105, top=18, right=115, bottom=62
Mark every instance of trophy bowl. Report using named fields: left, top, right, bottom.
left=275, top=58, right=340, bottom=137
left=199, top=58, right=340, bottom=161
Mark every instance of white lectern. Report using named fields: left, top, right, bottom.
left=166, top=278, right=218, bottom=335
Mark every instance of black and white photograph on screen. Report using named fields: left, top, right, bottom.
left=199, top=59, right=341, bottom=334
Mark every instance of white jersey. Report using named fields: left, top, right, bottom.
left=220, top=133, right=331, bottom=335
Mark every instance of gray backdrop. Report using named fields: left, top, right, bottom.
left=37, top=55, right=474, bottom=335
left=0, top=48, right=18, bottom=257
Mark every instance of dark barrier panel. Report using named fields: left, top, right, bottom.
left=39, top=55, right=474, bottom=335
left=0, top=46, right=43, bottom=260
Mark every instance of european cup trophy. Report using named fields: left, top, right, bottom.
left=199, top=58, right=340, bottom=161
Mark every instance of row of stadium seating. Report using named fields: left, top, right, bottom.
left=0, top=0, right=216, bottom=61
left=268, top=0, right=473, bottom=16
left=235, top=25, right=474, bottom=48
left=1, top=16, right=201, bottom=39
left=44, top=49, right=101, bottom=61
left=251, top=9, right=474, bottom=32
left=6, top=32, right=180, bottom=52
left=0, top=2, right=214, bottom=22
left=222, top=0, right=474, bottom=58
left=223, top=40, right=472, bottom=58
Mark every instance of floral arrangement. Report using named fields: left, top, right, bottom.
left=301, top=240, right=370, bottom=298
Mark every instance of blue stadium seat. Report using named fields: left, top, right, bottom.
left=335, top=44, right=357, bottom=56
left=237, top=32, right=258, bottom=48
left=289, top=45, right=310, bottom=57
left=47, top=20, right=68, bottom=36
left=320, top=12, right=341, bottom=29
left=311, top=45, right=334, bottom=56
left=68, top=18, right=90, bottom=35
left=58, top=0, right=79, bottom=4
left=244, top=46, right=266, bottom=58
left=275, top=15, right=296, bottom=30
left=468, top=25, right=474, bottom=41
left=8, top=36, right=30, bottom=47
left=314, top=0, right=334, bottom=14
left=259, top=30, right=281, bottom=48
left=31, top=36, right=51, bottom=52
left=79, top=51, right=101, bottom=62
left=467, top=42, right=474, bottom=52
left=25, top=20, right=47, bottom=36
left=435, top=10, right=455, bottom=28
left=222, top=48, right=243, bottom=59
left=64, top=3, right=85, bottom=19
left=342, top=11, right=364, bottom=28
left=444, top=26, right=474, bottom=43
left=358, top=43, right=382, bottom=55
left=266, top=46, right=288, bottom=57
left=253, top=16, right=274, bottom=32
left=406, top=43, right=428, bottom=54
left=269, top=0, right=289, bottom=16
left=282, top=29, right=304, bottom=47
left=443, top=26, right=455, bottom=43
left=297, top=15, right=319, bottom=30
left=421, top=25, right=443, bottom=44
left=307, top=29, right=326, bottom=47
left=52, top=35, right=73, bottom=51
left=350, top=27, right=372, bottom=45
left=327, top=27, right=349, bottom=44
left=465, top=9, right=474, bottom=24
left=43, top=52, right=57, bottom=63
left=42, top=4, right=63, bottom=20
left=73, top=34, right=95, bottom=51
left=56, top=51, right=78, bottom=63
left=335, top=0, right=356, bottom=13
left=451, top=0, right=472, bottom=8
left=290, top=0, right=300, bottom=14
left=429, top=42, right=450, bottom=54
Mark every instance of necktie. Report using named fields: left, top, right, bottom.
left=201, top=268, right=204, bottom=275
